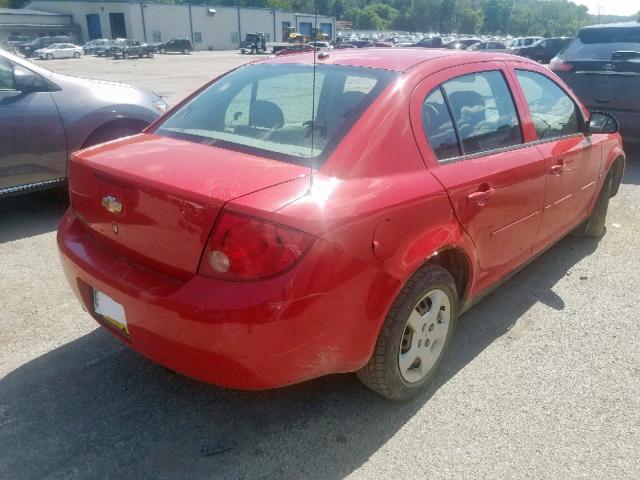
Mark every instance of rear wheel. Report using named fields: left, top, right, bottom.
left=45, top=53, right=53, bottom=60
left=357, top=264, right=458, bottom=400
left=73, top=51, right=80, bottom=58
left=147, top=51, right=154, bottom=58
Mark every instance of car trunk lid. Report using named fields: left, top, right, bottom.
left=69, top=134, right=308, bottom=279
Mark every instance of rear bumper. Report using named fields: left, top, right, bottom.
left=57, top=210, right=398, bottom=389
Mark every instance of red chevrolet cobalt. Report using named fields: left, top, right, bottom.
left=58, top=50, right=625, bottom=399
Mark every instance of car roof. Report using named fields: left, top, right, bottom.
left=264, top=48, right=538, bottom=72
left=582, top=21, right=640, bottom=31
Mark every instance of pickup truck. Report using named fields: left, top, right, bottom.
left=111, top=40, right=156, bottom=59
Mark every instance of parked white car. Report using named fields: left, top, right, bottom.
left=36, top=43, right=83, bottom=60
left=506, top=37, right=543, bottom=49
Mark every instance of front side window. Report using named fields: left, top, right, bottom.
left=442, top=70, right=523, bottom=155
left=422, top=88, right=460, bottom=161
left=0, top=59, right=14, bottom=90
left=156, top=64, right=396, bottom=165
left=515, top=70, right=580, bottom=140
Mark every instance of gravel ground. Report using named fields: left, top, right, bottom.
left=0, top=52, right=639, bottom=479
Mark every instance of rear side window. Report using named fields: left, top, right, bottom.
left=515, top=70, right=580, bottom=140
left=441, top=71, right=523, bottom=155
left=422, top=88, right=460, bottom=161
left=156, top=64, right=396, bottom=165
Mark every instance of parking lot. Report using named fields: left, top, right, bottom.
left=1, top=51, right=639, bottom=479
left=27, top=50, right=254, bottom=105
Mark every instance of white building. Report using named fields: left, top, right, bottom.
left=0, top=8, right=80, bottom=43
left=26, top=1, right=335, bottom=50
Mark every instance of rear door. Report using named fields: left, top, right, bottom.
left=411, top=62, right=546, bottom=293
left=59, top=44, right=74, bottom=58
left=508, top=63, right=602, bottom=250
left=0, top=57, right=67, bottom=192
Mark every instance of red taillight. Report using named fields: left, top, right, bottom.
left=549, top=57, right=573, bottom=72
left=198, top=211, right=314, bottom=281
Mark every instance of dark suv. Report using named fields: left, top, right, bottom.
left=550, top=22, right=640, bottom=144
left=157, top=38, right=193, bottom=54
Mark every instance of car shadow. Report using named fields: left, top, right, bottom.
left=0, top=235, right=599, bottom=480
left=0, top=188, right=68, bottom=244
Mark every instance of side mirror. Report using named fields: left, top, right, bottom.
left=13, top=65, right=39, bottom=92
left=587, top=112, right=619, bottom=135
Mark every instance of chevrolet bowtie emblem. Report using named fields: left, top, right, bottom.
left=102, top=196, right=123, bottom=214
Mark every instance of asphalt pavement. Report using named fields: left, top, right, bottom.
left=0, top=51, right=639, bottom=479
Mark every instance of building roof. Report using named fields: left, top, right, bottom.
left=0, top=8, right=69, bottom=17
left=24, top=1, right=334, bottom=18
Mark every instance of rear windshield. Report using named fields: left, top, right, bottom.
left=156, top=63, right=397, bottom=165
left=563, top=26, right=640, bottom=60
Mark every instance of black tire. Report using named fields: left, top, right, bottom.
left=45, top=53, right=53, bottom=60
left=357, top=264, right=459, bottom=400
left=580, top=171, right=613, bottom=238
left=147, top=51, right=154, bottom=58
left=74, top=51, right=80, bottom=58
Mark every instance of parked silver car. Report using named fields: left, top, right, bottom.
left=0, top=49, right=167, bottom=197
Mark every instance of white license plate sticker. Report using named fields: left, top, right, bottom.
left=93, top=289, right=128, bottom=335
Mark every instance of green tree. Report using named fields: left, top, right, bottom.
left=483, top=0, right=512, bottom=34
left=0, top=0, right=29, bottom=8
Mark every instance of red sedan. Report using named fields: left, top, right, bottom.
left=58, top=49, right=625, bottom=400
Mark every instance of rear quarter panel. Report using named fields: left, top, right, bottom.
left=229, top=71, right=477, bottom=354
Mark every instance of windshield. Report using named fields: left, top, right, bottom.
left=155, top=63, right=397, bottom=166
left=563, top=27, right=640, bottom=60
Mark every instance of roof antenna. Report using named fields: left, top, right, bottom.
left=308, top=0, right=319, bottom=191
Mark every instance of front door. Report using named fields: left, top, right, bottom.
left=411, top=63, right=547, bottom=294
left=0, top=58, right=67, bottom=192
left=511, top=67, right=602, bottom=250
